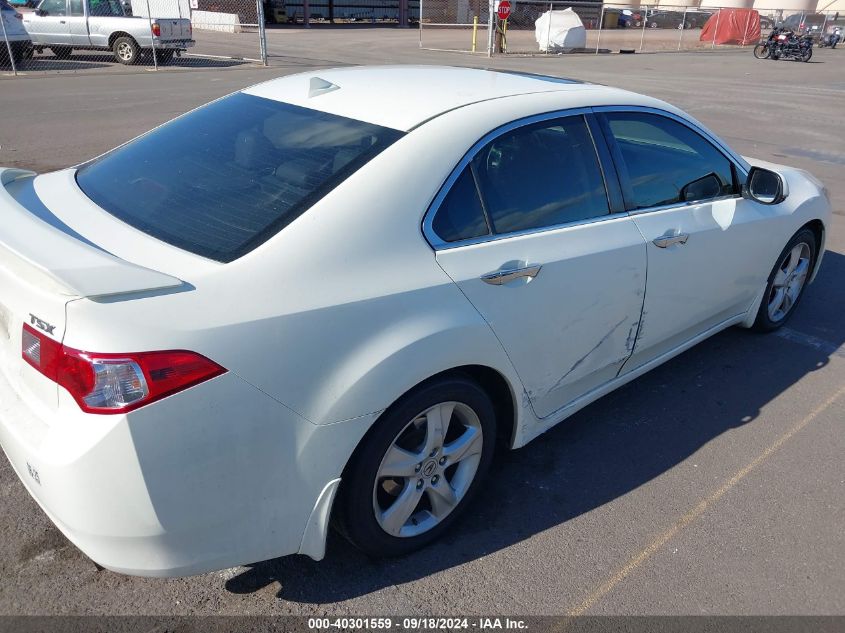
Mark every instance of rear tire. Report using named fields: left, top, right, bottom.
left=112, top=36, right=140, bottom=64
left=801, top=47, right=812, bottom=62
left=50, top=46, right=72, bottom=59
left=752, top=229, right=817, bottom=332
left=152, top=49, right=174, bottom=64
left=336, top=375, right=497, bottom=558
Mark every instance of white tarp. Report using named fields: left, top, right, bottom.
left=535, top=8, right=587, bottom=52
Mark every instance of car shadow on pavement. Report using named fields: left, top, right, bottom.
left=225, top=250, right=845, bottom=603
left=12, top=57, right=114, bottom=71
left=16, top=53, right=252, bottom=72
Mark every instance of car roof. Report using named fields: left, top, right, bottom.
left=242, top=66, right=616, bottom=132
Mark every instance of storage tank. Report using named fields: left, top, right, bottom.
left=752, top=0, right=817, bottom=10
left=700, top=0, right=753, bottom=8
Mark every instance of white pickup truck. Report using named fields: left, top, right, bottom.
left=23, top=0, right=193, bottom=64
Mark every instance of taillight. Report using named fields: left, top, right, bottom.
left=22, top=324, right=225, bottom=414
left=151, top=22, right=161, bottom=36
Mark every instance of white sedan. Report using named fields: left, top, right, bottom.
left=0, top=67, right=831, bottom=577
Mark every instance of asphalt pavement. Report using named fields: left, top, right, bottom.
left=0, top=44, right=843, bottom=617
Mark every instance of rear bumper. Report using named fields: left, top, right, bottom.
left=153, top=39, right=195, bottom=50
left=0, top=366, right=372, bottom=576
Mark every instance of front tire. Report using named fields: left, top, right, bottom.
left=113, top=36, right=140, bottom=64
left=752, top=228, right=817, bottom=332
left=337, top=375, right=497, bottom=558
left=753, top=43, right=770, bottom=59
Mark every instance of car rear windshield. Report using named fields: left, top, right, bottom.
left=76, top=93, right=404, bottom=262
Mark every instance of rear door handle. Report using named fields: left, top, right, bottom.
left=481, top=264, right=542, bottom=285
left=652, top=232, right=689, bottom=248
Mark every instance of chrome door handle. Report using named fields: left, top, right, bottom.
left=481, top=265, right=542, bottom=285
left=652, top=232, right=689, bottom=248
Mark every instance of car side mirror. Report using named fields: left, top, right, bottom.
left=743, top=167, right=787, bottom=205
left=36, top=8, right=47, bottom=15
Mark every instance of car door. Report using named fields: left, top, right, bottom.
left=428, top=113, right=647, bottom=420
left=67, top=0, right=89, bottom=46
left=596, top=109, right=774, bottom=371
left=25, top=0, right=72, bottom=44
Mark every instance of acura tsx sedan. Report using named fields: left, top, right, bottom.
left=0, top=66, right=831, bottom=577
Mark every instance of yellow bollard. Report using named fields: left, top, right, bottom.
left=471, top=15, right=479, bottom=53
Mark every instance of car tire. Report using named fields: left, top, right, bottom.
left=50, top=46, right=72, bottom=59
left=649, top=21, right=657, bottom=28
left=752, top=228, right=817, bottom=332
left=112, top=36, right=140, bottom=64
left=336, top=375, right=497, bottom=558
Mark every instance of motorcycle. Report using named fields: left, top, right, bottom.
left=771, top=31, right=814, bottom=62
left=818, top=28, right=841, bottom=49
left=753, top=27, right=785, bottom=59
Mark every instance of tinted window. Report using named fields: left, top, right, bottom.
left=471, top=116, right=609, bottom=234
left=39, top=0, right=66, bottom=15
left=69, top=0, right=83, bottom=15
left=0, top=0, right=14, bottom=11
left=77, top=94, right=403, bottom=262
left=432, top=167, right=489, bottom=243
left=88, top=0, right=122, bottom=15
left=604, top=112, right=736, bottom=210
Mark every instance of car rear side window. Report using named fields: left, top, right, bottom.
left=470, top=115, right=609, bottom=235
left=431, top=167, right=490, bottom=243
left=76, top=93, right=403, bottom=262
left=602, top=112, right=737, bottom=210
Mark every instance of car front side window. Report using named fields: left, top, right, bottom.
left=39, top=0, right=67, bottom=15
left=602, top=111, right=737, bottom=210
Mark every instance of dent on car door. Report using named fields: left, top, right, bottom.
left=597, top=110, right=773, bottom=370
left=429, top=113, right=647, bottom=420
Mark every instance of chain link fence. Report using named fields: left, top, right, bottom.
left=1, top=0, right=265, bottom=76
left=495, top=3, right=844, bottom=55
left=419, top=0, right=490, bottom=52
left=3, top=0, right=842, bottom=74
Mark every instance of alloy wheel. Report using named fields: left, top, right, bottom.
left=767, top=242, right=810, bottom=322
left=372, top=401, right=483, bottom=538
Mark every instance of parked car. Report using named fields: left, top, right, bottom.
left=781, top=12, right=827, bottom=36
left=684, top=10, right=713, bottom=28
left=0, top=67, right=831, bottom=577
left=645, top=10, right=688, bottom=29
left=22, top=0, right=193, bottom=64
left=603, top=7, right=642, bottom=28
left=0, top=0, right=31, bottom=66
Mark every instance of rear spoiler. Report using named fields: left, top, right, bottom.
left=0, top=168, right=184, bottom=299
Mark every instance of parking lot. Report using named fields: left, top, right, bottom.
left=1, top=40, right=844, bottom=618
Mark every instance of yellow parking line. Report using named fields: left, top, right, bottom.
left=567, top=382, right=845, bottom=617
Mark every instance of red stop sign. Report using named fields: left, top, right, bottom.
left=497, top=0, right=511, bottom=20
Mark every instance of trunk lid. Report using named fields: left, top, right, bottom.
left=0, top=168, right=183, bottom=411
